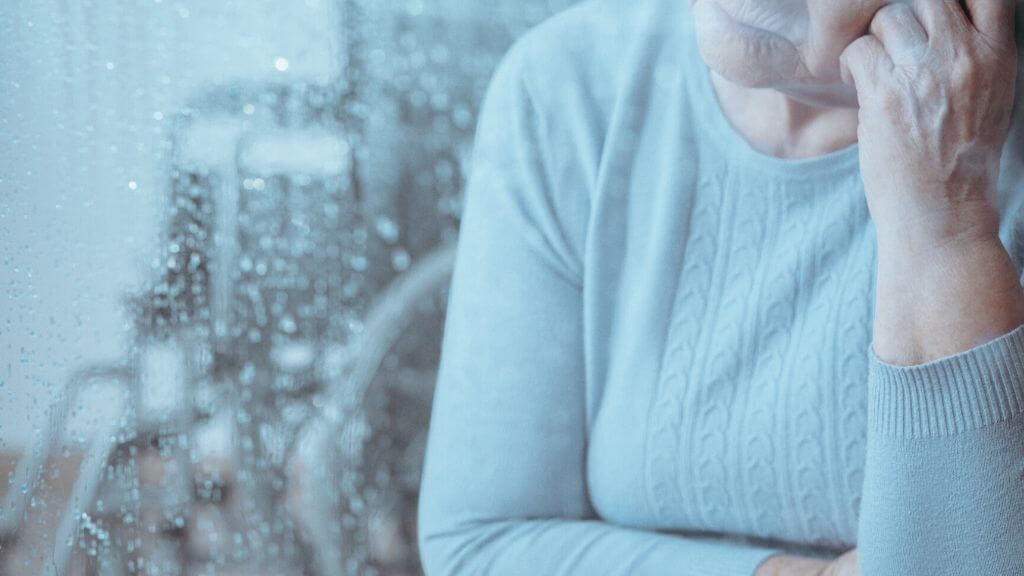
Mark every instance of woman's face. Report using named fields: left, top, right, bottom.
left=691, top=0, right=892, bottom=106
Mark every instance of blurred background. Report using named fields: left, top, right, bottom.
left=0, top=1, right=575, bottom=574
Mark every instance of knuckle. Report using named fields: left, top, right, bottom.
left=846, top=37, right=876, bottom=64
left=881, top=2, right=914, bottom=21
left=868, top=7, right=890, bottom=30
left=844, top=37, right=865, bottom=58
left=870, top=3, right=913, bottom=34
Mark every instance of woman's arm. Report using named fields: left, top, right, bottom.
left=841, top=0, right=1024, bottom=365
left=417, top=39, right=783, bottom=576
left=841, top=1, right=1024, bottom=574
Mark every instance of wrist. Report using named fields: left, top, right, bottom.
left=872, top=233, right=1024, bottom=365
left=875, top=227, right=1005, bottom=276
left=871, top=201, right=1001, bottom=262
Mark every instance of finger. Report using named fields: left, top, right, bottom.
left=915, top=0, right=971, bottom=39
left=961, top=0, right=1016, bottom=41
left=869, top=3, right=929, bottom=63
left=840, top=35, right=893, bottom=93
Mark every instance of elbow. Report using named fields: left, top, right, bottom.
left=417, top=488, right=508, bottom=576
left=416, top=504, right=476, bottom=576
left=416, top=498, right=448, bottom=576
left=416, top=518, right=459, bottom=576
left=417, top=447, right=458, bottom=575
left=416, top=471, right=460, bottom=576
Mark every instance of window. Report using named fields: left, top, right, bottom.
left=0, top=1, right=575, bottom=574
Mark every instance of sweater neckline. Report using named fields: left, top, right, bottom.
left=682, top=22, right=862, bottom=183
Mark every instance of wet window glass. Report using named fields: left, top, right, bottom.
left=1, top=1, right=575, bottom=574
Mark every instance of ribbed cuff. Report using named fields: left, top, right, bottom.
left=867, top=322, right=1024, bottom=438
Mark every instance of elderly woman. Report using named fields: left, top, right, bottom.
left=417, top=0, right=1024, bottom=574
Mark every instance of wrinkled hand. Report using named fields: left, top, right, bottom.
left=754, top=549, right=859, bottom=576
left=840, top=0, right=1017, bottom=254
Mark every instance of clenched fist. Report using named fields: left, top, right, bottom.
left=840, top=0, right=1018, bottom=254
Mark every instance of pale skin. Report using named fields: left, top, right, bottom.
left=690, top=0, right=1024, bottom=574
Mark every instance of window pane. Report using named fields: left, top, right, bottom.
left=0, top=1, right=576, bottom=574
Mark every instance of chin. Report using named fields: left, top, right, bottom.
left=692, top=2, right=859, bottom=109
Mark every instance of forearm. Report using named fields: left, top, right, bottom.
left=419, top=517, right=780, bottom=576
left=872, top=219, right=1024, bottom=366
left=860, top=218, right=1024, bottom=575
left=857, top=397, right=1024, bottom=575
left=838, top=1, right=1024, bottom=571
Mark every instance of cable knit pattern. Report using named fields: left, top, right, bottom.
left=417, top=1, right=1024, bottom=574
left=644, top=154, right=873, bottom=546
left=828, top=189, right=872, bottom=540
left=647, top=168, right=723, bottom=526
left=734, top=185, right=787, bottom=540
left=691, top=169, right=759, bottom=533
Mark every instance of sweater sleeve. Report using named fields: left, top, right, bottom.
left=857, top=312, right=1024, bottom=574
left=416, top=38, right=780, bottom=576
left=858, top=20, right=1024, bottom=574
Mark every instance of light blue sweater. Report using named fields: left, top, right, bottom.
left=418, top=1, right=1024, bottom=574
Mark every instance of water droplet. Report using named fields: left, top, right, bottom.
left=279, top=315, right=297, bottom=334
left=391, top=249, right=411, bottom=272
left=374, top=216, right=400, bottom=244
left=452, top=104, right=473, bottom=129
